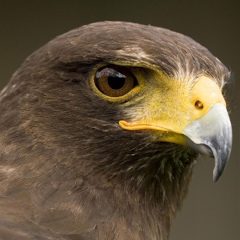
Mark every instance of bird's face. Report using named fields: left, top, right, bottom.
left=89, top=62, right=231, bottom=181
left=7, top=22, right=231, bottom=186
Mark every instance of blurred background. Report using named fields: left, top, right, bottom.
left=0, top=1, right=239, bottom=239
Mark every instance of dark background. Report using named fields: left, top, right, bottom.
left=0, top=1, right=239, bottom=239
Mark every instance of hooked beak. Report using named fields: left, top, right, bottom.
left=183, top=103, right=232, bottom=181
left=119, top=76, right=232, bottom=181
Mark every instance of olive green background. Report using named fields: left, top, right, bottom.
left=0, top=1, right=239, bottom=239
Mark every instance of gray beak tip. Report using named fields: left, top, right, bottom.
left=212, top=143, right=232, bottom=182
left=213, top=167, right=222, bottom=182
left=184, top=103, right=232, bottom=181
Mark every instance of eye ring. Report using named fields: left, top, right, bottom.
left=94, top=66, right=138, bottom=98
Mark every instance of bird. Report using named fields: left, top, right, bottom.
left=0, top=21, right=232, bottom=240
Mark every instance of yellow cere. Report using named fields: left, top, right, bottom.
left=119, top=70, right=226, bottom=146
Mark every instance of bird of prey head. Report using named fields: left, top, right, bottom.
left=0, top=22, right=232, bottom=239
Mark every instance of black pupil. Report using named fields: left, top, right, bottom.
left=108, top=76, right=126, bottom=89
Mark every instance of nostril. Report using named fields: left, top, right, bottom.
left=195, top=100, right=204, bottom=109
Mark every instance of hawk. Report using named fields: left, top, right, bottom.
left=0, top=21, right=232, bottom=240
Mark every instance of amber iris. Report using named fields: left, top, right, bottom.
left=94, top=66, right=137, bottom=97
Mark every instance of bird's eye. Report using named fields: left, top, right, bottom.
left=94, top=66, right=137, bottom=97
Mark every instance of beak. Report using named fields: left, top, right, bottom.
left=119, top=76, right=232, bottom=181
left=183, top=103, right=232, bottom=181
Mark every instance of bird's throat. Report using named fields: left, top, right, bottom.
left=86, top=142, right=197, bottom=239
